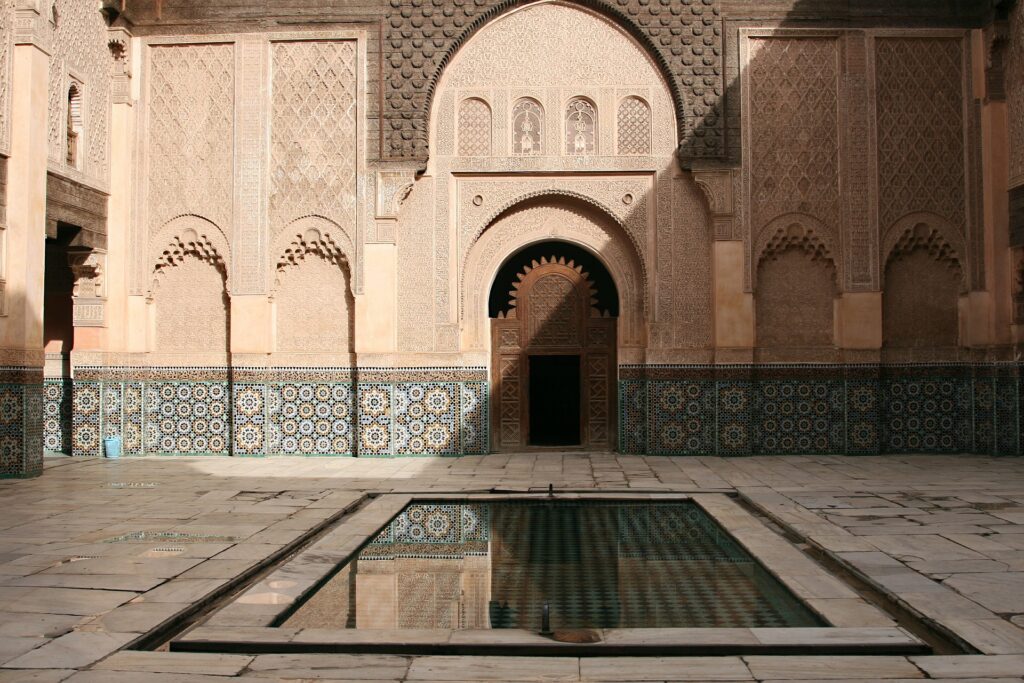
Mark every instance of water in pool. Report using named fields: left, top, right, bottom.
left=284, top=500, right=824, bottom=630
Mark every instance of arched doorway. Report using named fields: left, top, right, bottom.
left=490, top=242, right=618, bottom=451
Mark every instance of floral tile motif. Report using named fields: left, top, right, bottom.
left=145, top=382, right=230, bottom=455
left=43, top=379, right=73, bottom=454
left=103, top=383, right=123, bottom=441
left=620, top=364, right=1018, bottom=457
left=649, top=380, right=715, bottom=455
left=717, top=381, right=753, bottom=456
left=460, top=382, right=488, bottom=455
left=72, top=382, right=102, bottom=457
left=123, top=383, right=144, bottom=455
left=845, top=379, right=880, bottom=455
left=233, top=383, right=267, bottom=457
left=882, top=376, right=970, bottom=454
left=993, top=369, right=1020, bottom=457
left=618, top=380, right=647, bottom=454
left=267, top=383, right=353, bottom=456
left=0, top=384, right=26, bottom=476
left=357, top=383, right=392, bottom=456
left=394, top=383, right=458, bottom=456
left=371, top=503, right=490, bottom=545
left=757, top=380, right=844, bottom=455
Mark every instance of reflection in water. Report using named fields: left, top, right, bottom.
left=284, top=501, right=823, bottom=630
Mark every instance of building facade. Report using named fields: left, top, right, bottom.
left=1, top=0, right=1022, bottom=474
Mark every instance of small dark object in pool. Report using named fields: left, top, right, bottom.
left=552, top=629, right=602, bottom=643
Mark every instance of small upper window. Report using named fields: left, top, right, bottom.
left=565, top=97, right=597, bottom=155
left=512, top=98, right=544, bottom=155
left=66, top=83, right=83, bottom=169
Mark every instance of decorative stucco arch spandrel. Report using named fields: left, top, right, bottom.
left=462, top=196, right=647, bottom=351
left=383, top=0, right=723, bottom=163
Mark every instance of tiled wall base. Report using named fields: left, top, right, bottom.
left=620, top=364, right=1023, bottom=456
left=69, top=367, right=488, bottom=458
left=43, top=379, right=73, bottom=454
left=0, top=367, right=44, bottom=478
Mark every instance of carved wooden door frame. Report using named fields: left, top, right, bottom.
left=490, top=258, right=616, bottom=452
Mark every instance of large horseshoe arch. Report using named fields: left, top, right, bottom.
left=489, top=242, right=619, bottom=452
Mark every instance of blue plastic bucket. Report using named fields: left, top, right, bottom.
left=103, top=436, right=122, bottom=459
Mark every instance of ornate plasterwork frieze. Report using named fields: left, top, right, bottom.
left=13, top=0, right=48, bottom=52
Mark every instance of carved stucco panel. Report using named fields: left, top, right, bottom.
left=745, top=36, right=841, bottom=269
left=431, top=3, right=677, bottom=167
left=46, top=0, right=110, bottom=183
left=875, top=37, right=966, bottom=236
left=1009, top=2, right=1024, bottom=188
left=456, top=176, right=651, bottom=296
left=270, top=40, right=358, bottom=237
left=0, top=0, right=13, bottom=155
left=146, top=42, right=235, bottom=237
left=396, top=177, right=437, bottom=353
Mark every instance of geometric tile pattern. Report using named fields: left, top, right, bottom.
left=65, top=367, right=489, bottom=458
left=43, top=379, right=73, bottom=454
left=363, top=502, right=489, bottom=560
left=50, top=363, right=1024, bottom=459
left=144, top=382, right=230, bottom=456
left=621, top=364, right=1022, bottom=457
left=0, top=367, right=44, bottom=478
left=267, top=383, right=350, bottom=457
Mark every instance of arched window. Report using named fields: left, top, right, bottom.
left=565, top=97, right=597, bottom=155
left=617, top=96, right=651, bottom=155
left=66, top=83, right=83, bottom=169
left=457, top=97, right=492, bottom=157
left=511, top=98, right=544, bottom=155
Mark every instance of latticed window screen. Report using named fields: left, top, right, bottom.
left=617, top=96, right=651, bottom=155
left=512, top=98, right=543, bottom=155
left=458, top=97, right=492, bottom=156
left=565, top=98, right=597, bottom=155
left=66, top=82, right=83, bottom=169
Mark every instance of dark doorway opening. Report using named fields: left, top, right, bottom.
left=529, top=355, right=581, bottom=446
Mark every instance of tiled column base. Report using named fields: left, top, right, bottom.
left=0, top=366, right=44, bottom=478
left=620, top=363, right=1022, bottom=457
left=69, top=367, right=489, bottom=458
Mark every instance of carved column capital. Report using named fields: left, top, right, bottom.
left=13, top=0, right=50, bottom=53
left=108, top=27, right=133, bottom=105
left=67, top=247, right=107, bottom=327
left=691, top=165, right=737, bottom=241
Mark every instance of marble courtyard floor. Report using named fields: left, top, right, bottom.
left=1, top=453, right=1024, bottom=682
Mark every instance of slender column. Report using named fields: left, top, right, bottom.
left=103, top=27, right=134, bottom=354
left=693, top=167, right=754, bottom=362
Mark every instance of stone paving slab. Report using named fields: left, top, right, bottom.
left=742, top=655, right=923, bottom=679
left=0, top=455, right=1022, bottom=680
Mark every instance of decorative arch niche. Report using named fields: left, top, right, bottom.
left=149, top=217, right=231, bottom=354
left=272, top=218, right=356, bottom=356
left=882, top=218, right=965, bottom=350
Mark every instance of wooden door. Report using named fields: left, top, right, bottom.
left=491, top=257, right=616, bottom=451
